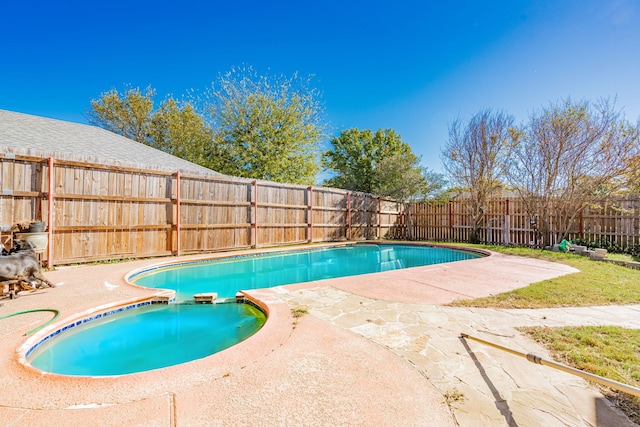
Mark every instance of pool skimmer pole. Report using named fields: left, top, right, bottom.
left=460, top=333, right=640, bottom=398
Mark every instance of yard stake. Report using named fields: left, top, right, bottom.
left=460, top=333, right=640, bottom=398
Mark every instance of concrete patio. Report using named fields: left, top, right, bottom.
left=0, top=246, right=637, bottom=426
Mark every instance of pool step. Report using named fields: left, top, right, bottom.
left=194, top=292, right=219, bottom=304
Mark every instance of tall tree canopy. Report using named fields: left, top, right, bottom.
left=441, top=109, right=514, bottom=242
left=323, top=128, right=443, bottom=239
left=323, top=128, right=414, bottom=193
left=87, top=86, right=212, bottom=167
left=147, top=99, right=214, bottom=167
left=88, top=67, right=327, bottom=184
left=87, top=86, right=155, bottom=143
left=198, top=66, right=326, bottom=184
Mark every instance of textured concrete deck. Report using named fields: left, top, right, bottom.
left=0, top=244, right=637, bottom=426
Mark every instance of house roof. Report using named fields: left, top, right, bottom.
left=0, top=109, right=224, bottom=176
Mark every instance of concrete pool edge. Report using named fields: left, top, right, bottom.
left=16, top=291, right=178, bottom=377
left=6, top=241, right=618, bottom=427
left=13, top=241, right=492, bottom=381
left=13, top=242, right=507, bottom=379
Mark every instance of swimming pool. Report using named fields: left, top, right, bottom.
left=24, top=243, right=483, bottom=376
left=130, top=243, right=484, bottom=301
left=28, top=302, right=266, bottom=376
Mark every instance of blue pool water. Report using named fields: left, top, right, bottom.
left=132, top=244, right=483, bottom=301
left=29, top=302, right=266, bottom=376
left=27, top=244, right=482, bottom=376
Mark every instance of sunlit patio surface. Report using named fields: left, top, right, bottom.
left=1, top=244, right=637, bottom=426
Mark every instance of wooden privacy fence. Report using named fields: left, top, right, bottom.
left=0, top=155, right=405, bottom=266
left=410, top=197, right=640, bottom=248
left=2, top=154, right=639, bottom=267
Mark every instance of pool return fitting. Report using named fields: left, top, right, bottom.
left=460, top=333, right=640, bottom=398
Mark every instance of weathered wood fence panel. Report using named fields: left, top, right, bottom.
left=568, top=198, right=640, bottom=247
left=179, top=175, right=252, bottom=253
left=310, top=187, right=347, bottom=242
left=0, top=157, right=43, bottom=235
left=255, top=181, right=308, bottom=247
left=410, top=198, right=640, bottom=247
left=0, top=155, right=401, bottom=265
left=52, top=161, right=175, bottom=263
left=2, top=154, right=639, bottom=266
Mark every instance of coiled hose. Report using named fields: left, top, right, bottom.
left=0, top=308, right=60, bottom=335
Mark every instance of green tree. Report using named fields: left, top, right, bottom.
left=148, top=99, right=214, bottom=167
left=200, top=66, right=326, bottom=184
left=87, top=86, right=155, bottom=143
left=88, top=86, right=222, bottom=172
left=323, top=128, right=413, bottom=193
left=374, top=153, right=446, bottom=202
left=374, top=152, right=447, bottom=239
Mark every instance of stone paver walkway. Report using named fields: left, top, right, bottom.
left=278, top=286, right=639, bottom=426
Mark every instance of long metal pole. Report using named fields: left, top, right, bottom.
left=460, top=333, right=640, bottom=398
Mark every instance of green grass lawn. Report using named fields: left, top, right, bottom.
left=520, top=325, right=640, bottom=425
left=449, top=245, right=640, bottom=309
left=447, top=244, right=640, bottom=423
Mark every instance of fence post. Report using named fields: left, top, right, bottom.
left=308, top=186, right=313, bottom=243
left=579, top=208, right=584, bottom=236
left=175, top=171, right=181, bottom=256
left=504, top=198, right=510, bottom=245
left=347, top=191, right=351, bottom=240
left=448, top=201, right=453, bottom=241
left=377, top=197, right=382, bottom=239
left=252, top=180, right=258, bottom=248
left=46, top=157, right=55, bottom=268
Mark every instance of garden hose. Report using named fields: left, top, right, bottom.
left=0, top=308, right=60, bottom=335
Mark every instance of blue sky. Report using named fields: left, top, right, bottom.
left=2, top=1, right=639, bottom=176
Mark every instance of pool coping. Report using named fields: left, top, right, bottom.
left=6, top=241, right=623, bottom=426
left=17, top=241, right=488, bottom=378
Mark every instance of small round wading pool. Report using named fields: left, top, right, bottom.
left=28, top=302, right=266, bottom=376
left=24, top=243, right=484, bottom=376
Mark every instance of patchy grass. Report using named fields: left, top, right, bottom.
left=448, top=245, right=640, bottom=309
left=520, top=325, right=640, bottom=425
left=443, top=387, right=466, bottom=405
left=606, top=252, right=640, bottom=263
left=291, top=307, right=308, bottom=318
left=290, top=306, right=308, bottom=329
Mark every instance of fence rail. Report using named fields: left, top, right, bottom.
left=0, top=155, right=400, bottom=266
left=1, top=154, right=638, bottom=266
left=411, top=197, right=640, bottom=248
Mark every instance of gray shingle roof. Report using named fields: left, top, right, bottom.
left=0, top=109, right=224, bottom=176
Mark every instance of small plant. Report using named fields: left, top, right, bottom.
left=291, top=307, right=308, bottom=318
left=290, top=307, right=309, bottom=329
left=444, top=388, right=466, bottom=405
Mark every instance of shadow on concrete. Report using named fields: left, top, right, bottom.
left=459, top=336, right=519, bottom=427
left=595, top=396, right=635, bottom=427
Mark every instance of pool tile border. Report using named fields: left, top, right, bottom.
left=17, top=289, right=177, bottom=372
left=22, top=299, right=177, bottom=359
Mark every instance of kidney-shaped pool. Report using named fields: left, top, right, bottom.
left=24, top=243, right=484, bottom=376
